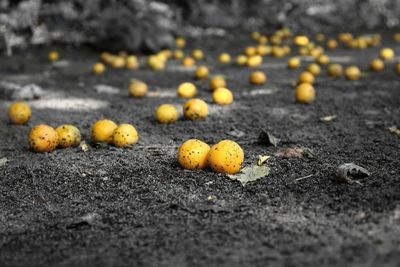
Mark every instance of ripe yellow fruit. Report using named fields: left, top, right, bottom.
left=218, top=53, right=231, bottom=64
left=112, top=124, right=139, bottom=148
left=270, top=35, right=281, bottom=45
left=210, top=76, right=226, bottom=91
left=91, top=119, right=117, bottom=144
left=298, top=71, right=315, bottom=84
left=327, top=64, right=343, bottom=78
left=326, top=39, right=338, bottom=50
left=370, top=59, right=384, bottom=72
left=8, top=102, right=31, bottom=125
left=249, top=71, right=267, bottom=85
left=191, top=49, right=204, bottom=60
left=345, top=66, right=361, bottom=81
left=156, top=104, right=179, bottom=124
left=251, top=31, right=261, bottom=40
left=271, top=46, right=285, bottom=58
left=245, top=46, right=257, bottom=57
left=129, top=80, right=148, bottom=98
left=207, top=140, right=244, bottom=174
left=195, top=65, right=209, bottom=80
left=258, top=36, right=268, bottom=45
left=29, top=124, right=59, bottom=153
left=148, top=55, right=165, bottom=71
left=182, top=57, right=196, bottom=67
left=177, top=82, right=197, bottom=98
left=394, top=33, right=400, bottom=42
left=126, top=55, right=139, bottom=70
left=174, top=50, right=184, bottom=60
left=111, top=56, right=125, bottom=68
left=298, top=47, right=309, bottom=56
left=212, top=88, right=233, bottom=105
left=247, top=55, right=263, bottom=68
left=92, top=62, right=105, bottom=75
left=294, top=35, right=309, bottom=46
left=316, top=54, right=330, bottom=65
left=309, top=47, right=324, bottom=58
left=183, top=99, right=208, bottom=121
left=315, top=33, right=325, bottom=42
left=295, top=83, right=316, bottom=104
left=287, top=57, right=301, bottom=69
left=56, top=125, right=81, bottom=148
left=176, top=37, right=186, bottom=48
left=379, top=48, right=395, bottom=61
left=397, top=63, right=400, bottom=74
left=256, top=45, right=271, bottom=56
left=48, top=51, right=59, bottom=62
left=282, top=45, right=291, bottom=55
left=236, top=55, right=248, bottom=66
left=177, top=139, right=210, bottom=170
left=338, top=33, right=353, bottom=43
left=307, top=63, right=321, bottom=76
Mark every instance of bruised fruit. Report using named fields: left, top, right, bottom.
left=56, top=125, right=81, bottom=148
left=8, top=102, right=31, bottom=125
left=212, top=88, right=233, bottom=105
left=112, top=124, right=139, bottom=148
left=207, top=140, right=244, bottom=174
left=178, top=139, right=210, bottom=170
left=156, top=104, right=179, bottom=124
left=177, top=82, right=197, bottom=98
left=295, top=83, right=316, bottom=104
left=183, top=99, right=208, bottom=121
left=91, top=119, right=117, bottom=144
left=29, top=124, right=58, bottom=153
left=129, top=80, right=148, bottom=98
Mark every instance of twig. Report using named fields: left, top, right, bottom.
left=295, top=174, right=314, bottom=181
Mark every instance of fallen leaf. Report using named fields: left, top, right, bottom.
left=80, top=141, right=89, bottom=152
left=275, top=147, right=316, bottom=159
left=0, top=157, right=9, bottom=167
left=320, top=115, right=337, bottom=122
left=258, top=130, right=280, bottom=147
left=336, top=163, right=370, bottom=184
left=257, top=155, right=271, bottom=166
left=388, top=126, right=400, bottom=136
left=301, top=148, right=316, bottom=159
left=227, top=165, right=270, bottom=186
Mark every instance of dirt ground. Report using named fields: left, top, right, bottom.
left=0, top=32, right=400, bottom=267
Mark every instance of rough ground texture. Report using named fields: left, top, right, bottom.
left=0, top=33, right=400, bottom=267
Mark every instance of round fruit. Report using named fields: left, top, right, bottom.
left=315, top=33, right=325, bottom=42
left=112, top=124, right=139, bottom=148
left=56, top=124, right=81, bottom=148
left=298, top=71, right=315, bottom=84
left=91, top=119, right=117, bottom=144
left=29, top=124, right=58, bottom=153
left=316, top=54, right=330, bottom=65
left=8, top=102, right=31, bottom=125
left=48, top=51, right=59, bottom=62
left=111, top=56, right=125, bottom=68
left=129, top=80, right=148, bottom=98
left=177, top=139, right=210, bottom=170
left=218, top=53, right=231, bottom=64
left=176, top=37, right=186, bottom=48
left=207, top=140, right=244, bottom=174
left=245, top=46, right=257, bottom=57
left=249, top=71, right=267, bottom=85
left=287, top=57, right=301, bottom=69
left=251, top=31, right=261, bottom=40
left=182, top=57, right=195, bottom=67
left=156, top=104, right=179, bottom=124
left=380, top=48, right=394, bottom=61
left=307, top=63, right=321, bottom=76
left=397, top=63, right=400, bottom=74
left=212, top=88, right=233, bottom=105
left=257, top=45, right=270, bottom=56
left=338, top=33, right=353, bottom=43
left=326, top=39, right=338, bottom=50
left=126, top=55, right=138, bottom=70
left=258, top=36, right=268, bottom=45
left=174, top=50, right=184, bottom=60
left=183, top=99, right=208, bottom=121
left=92, top=62, right=105, bottom=75
left=370, top=59, right=384, bottom=72
left=247, top=55, right=263, bottom=68
left=294, top=35, right=309, bottom=46
left=177, top=82, right=197, bottom=98
left=236, top=55, right=248, bottom=66
left=345, top=66, right=361, bottom=81
left=327, top=63, right=343, bottom=78
left=191, top=49, right=204, bottom=60
left=295, top=83, right=316, bottom=104
left=210, top=76, right=226, bottom=91
left=271, top=46, right=285, bottom=58
left=195, top=65, right=209, bottom=80
left=148, top=55, right=165, bottom=71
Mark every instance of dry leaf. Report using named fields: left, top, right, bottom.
left=275, top=147, right=315, bottom=159
left=258, top=130, right=280, bottom=147
left=257, top=155, right=271, bottom=166
left=227, top=165, right=270, bottom=186
left=388, top=126, right=400, bottom=136
left=0, top=157, right=9, bottom=167
left=320, top=115, right=337, bottom=122
left=336, top=163, right=370, bottom=184
left=80, top=141, right=89, bottom=152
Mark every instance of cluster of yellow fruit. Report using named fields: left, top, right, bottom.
left=91, top=52, right=139, bottom=74
left=91, top=119, right=139, bottom=148
left=155, top=98, right=209, bottom=124
left=177, top=139, right=244, bottom=175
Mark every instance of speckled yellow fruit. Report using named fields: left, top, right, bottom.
left=177, top=139, right=210, bottom=170
left=112, top=124, right=139, bottom=148
left=8, top=102, right=31, bottom=125
left=294, top=35, right=309, bottom=46
left=92, top=62, right=105, bottom=75
left=126, top=55, right=138, bottom=70
left=210, top=76, right=226, bottom=91
left=191, top=49, right=204, bottom=60
left=236, top=55, right=248, bottom=66
left=245, top=46, right=257, bottom=57
left=48, top=51, right=59, bottom=62
left=247, top=55, right=263, bottom=68
left=182, top=57, right=195, bottom=67
left=177, top=82, right=197, bottom=98
left=207, top=140, right=244, bottom=174
left=218, top=53, right=231, bottom=64
left=56, top=125, right=81, bottom=148
left=176, top=37, right=186, bottom=48
left=307, top=63, right=321, bottom=76
left=129, top=80, right=148, bottom=98
left=326, top=39, right=338, bottom=50
left=195, top=65, right=209, bottom=80
left=91, top=119, right=117, bottom=144
left=370, top=59, right=384, bottom=72
left=316, top=54, right=330, bottom=65
left=212, top=88, right=233, bottom=105
left=327, top=64, right=343, bottom=78
left=287, top=57, right=301, bottom=69
left=295, top=83, right=316, bottom=104
left=379, top=48, right=395, bottom=61
left=111, top=56, right=125, bottom=68
left=345, top=66, right=361, bottom=81
left=156, top=104, right=179, bottom=124
left=183, top=99, right=208, bottom=121
left=29, top=124, right=59, bottom=153
left=249, top=71, right=267, bottom=85
left=174, top=50, right=184, bottom=60
left=298, top=71, right=315, bottom=84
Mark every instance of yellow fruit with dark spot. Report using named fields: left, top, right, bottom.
left=195, top=65, right=209, bottom=80
left=48, top=51, right=59, bottom=62
left=182, top=57, right=195, bottom=67
left=56, top=125, right=81, bottom=148
left=326, top=39, right=338, bottom=50
left=327, top=64, right=343, bottom=78
left=249, top=71, right=267, bottom=85
left=112, top=124, right=138, bottom=148
left=176, top=37, right=186, bottom=48
left=29, top=124, right=58, bottom=153
left=307, top=63, right=321, bottom=76
left=91, top=119, right=117, bottom=144
left=295, top=83, right=316, bottom=104
left=207, top=140, right=244, bottom=174
left=178, top=139, right=210, bottom=170
left=156, top=104, right=178, bottom=124
left=294, top=35, right=309, bottom=46
left=212, top=88, right=233, bottom=105
left=316, top=54, right=330, bottom=65
left=236, top=55, right=248, bottom=66
left=345, top=66, right=361, bottom=81
left=8, top=102, right=31, bottom=125
left=92, top=62, right=105, bottom=75
left=218, top=53, right=231, bottom=64
left=379, top=48, right=395, bottom=61
left=210, top=76, right=226, bottom=91
left=245, top=46, right=257, bottom=57
left=298, top=71, right=315, bottom=84
left=177, top=82, right=197, bottom=98
left=129, top=80, right=148, bottom=98
left=287, top=57, right=301, bottom=69
left=191, top=49, right=204, bottom=60
left=370, top=59, right=384, bottom=72
left=183, top=99, right=208, bottom=121
left=126, top=55, right=139, bottom=70
left=247, top=55, right=263, bottom=68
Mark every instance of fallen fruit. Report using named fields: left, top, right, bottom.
left=183, top=98, right=208, bottom=121
left=295, top=83, right=316, bottom=104
left=236, top=55, right=248, bottom=66
left=307, top=63, right=321, bottom=76
left=212, top=88, right=233, bottom=105
left=29, top=124, right=58, bottom=153
left=112, top=123, right=139, bottom=148
left=287, top=57, right=301, bottom=69
left=249, top=71, right=267, bottom=85
left=177, top=82, right=197, bottom=98
left=207, top=140, right=244, bottom=174
left=195, top=65, right=209, bottom=80
left=370, top=59, right=384, bottom=72
left=191, top=49, right=204, bottom=60
left=56, top=124, right=81, bottom=148
left=298, top=71, right=315, bottom=84
left=91, top=119, right=117, bottom=144
left=316, top=54, right=330, bottom=65
left=126, top=55, right=138, bottom=70
left=210, top=75, right=226, bottom=91
left=294, top=35, right=309, bottom=46
left=182, top=57, right=195, bottom=67
left=8, top=102, right=31, bottom=125
left=326, top=39, right=338, bottom=50
left=345, top=66, right=361, bottom=81
left=379, top=48, right=395, bottom=61
left=48, top=51, right=59, bottom=62
left=175, top=37, right=186, bottom=48
left=218, top=53, right=231, bottom=64
left=247, top=55, right=263, bottom=68
left=327, top=63, right=343, bottom=78
left=92, top=62, right=106, bottom=75
left=156, top=104, right=178, bottom=124
left=129, top=80, right=148, bottom=98
left=177, top=139, right=210, bottom=170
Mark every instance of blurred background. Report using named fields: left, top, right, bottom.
left=1, top=0, right=399, bottom=54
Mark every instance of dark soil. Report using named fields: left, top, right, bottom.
left=1, top=33, right=400, bottom=267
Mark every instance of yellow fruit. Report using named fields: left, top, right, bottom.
left=295, top=83, right=316, bottom=104
left=195, top=65, right=209, bottom=80
left=249, top=71, right=267, bottom=85
left=271, top=46, right=285, bottom=58
left=92, top=62, right=105, bottom=75
left=100, top=52, right=112, bottom=63
left=129, top=80, right=148, bottom=98
left=236, top=55, right=248, bottom=66
left=258, top=36, right=268, bottom=44
left=298, top=71, right=315, bottom=84
left=177, top=82, right=197, bottom=98
left=91, top=119, right=117, bottom=144
left=309, top=47, right=324, bottom=58
left=191, top=49, right=204, bottom=60
left=218, top=53, right=231, bottom=64
left=48, top=51, right=59, bottom=62
left=210, top=76, right=226, bottom=91
left=338, top=33, right=353, bottom=43
left=380, top=48, right=395, bottom=61
left=345, top=66, right=361, bottom=81
left=112, top=124, right=139, bottom=148
left=207, top=140, right=244, bottom=174
left=111, top=56, right=125, bottom=68
left=326, top=39, right=338, bottom=50
left=148, top=55, right=165, bottom=71
left=397, top=63, right=400, bottom=74
left=56, top=125, right=81, bottom=148
left=282, top=45, right=291, bottom=55
left=256, top=45, right=270, bottom=56
left=251, top=31, right=261, bottom=40
left=29, top=124, right=58, bottom=153
left=327, top=64, right=343, bottom=78
left=294, top=35, right=309, bottom=46
left=156, top=104, right=179, bottom=124
left=183, top=99, right=208, bottom=121
left=307, top=63, right=321, bottom=76
left=394, top=33, right=400, bottom=42
left=298, top=47, right=309, bottom=56
left=176, top=37, right=186, bottom=48
left=270, top=35, right=281, bottom=45
left=370, top=59, right=384, bottom=72
left=212, top=88, right=233, bottom=105
left=177, top=139, right=210, bottom=170
left=8, top=102, right=31, bottom=125
left=245, top=46, right=257, bottom=57
left=247, top=55, right=263, bottom=68
left=316, top=54, right=330, bottom=65
left=126, top=55, right=139, bottom=70
left=315, top=33, right=325, bottom=42
left=182, top=57, right=196, bottom=68
left=287, top=57, right=301, bottom=69
left=174, top=50, right=184, bottom=60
